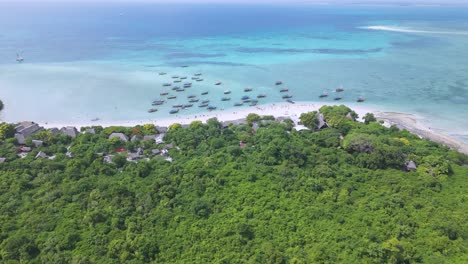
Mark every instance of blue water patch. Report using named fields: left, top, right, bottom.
left=164, top=53, right=226, bottom=59
left=236, top=47, right=383, bottom=55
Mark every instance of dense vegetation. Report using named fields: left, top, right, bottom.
left=0, top=105, right=467, bottom=263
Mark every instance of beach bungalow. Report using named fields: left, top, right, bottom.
left=32, top=140, right=43, bottom=147
left=109, top=133, right=129, bottom=142
left=317, top=113, right=327, bottom=130
left=156, top=134, right=165, bottom=144
left=85, top=128, right=96, bottom=134
left=252, top=122, right=260, bottom=132
left=61, top=127, right=79, bottom=138
left=142, top=135, right=157, bottom=141
left=50, top=128, right=61, bottom=135
left=103, top=155, right=114, bottom=164
left=0, top=158, right=6, bottom=164
left=152, top=149, right=161, bottom=155
left=19, top=146, right=32, bottom=152
left=131, top=135, right=141, bottom=142
left=156, top=126, right=168, bottom=133
left=35, top=151, right=48, bottom=159
left=165, top=143, right=174, bottom=150
left=15, top=133, right=26, bottom=145
left=15, top=121, right=43, bottom=139
left=404, top=160, right=417, bottom=172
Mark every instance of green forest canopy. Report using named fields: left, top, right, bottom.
left=0, top=105, right=467, bottom=263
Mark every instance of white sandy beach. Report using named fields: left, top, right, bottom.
left=40, top=101, right=468, bottom=154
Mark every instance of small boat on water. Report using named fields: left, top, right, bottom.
left=286, top=99, right=295, bottom=104
left=171, top=75, right=179, bottom=79
left=249, top=100, right=258, bottom=106
left=174, top=80, right=182, bottom=83
left=221, top=97, right=231, bottom=101
left=192, top=77, right=199, bottom=80
left=148, top=108, right=158, bottom=113
left=224, top=90, right=231, bottom=94
left=201, top=91, right=209, bottom=95
left=215, top=82, right=222, bottom=85
left=207, top=105, right=217, bottom=111
left=196, top=78, right=204, bottom=82
left=187, top=94, right=196, bottom=98
left=234, top=102, right=243, bottom=106
left=282, top=94, right=293, bottom=99
left=152, top=99, right=165, bottom=105
left=319, top=91, right=329, bottom=98
left=336, top=86, right=344, bottom=92
left=198, top=103, right=208, bottom=107
left=184, top=83, right=192, bottom=88
left=189, top=98, right=199, bottom=103
left=244, top=87, right=253, bottom=92
left=275, top=81, right=283, bottom=85
left=180, top=76, right=187, bottom=80
left=202, top=99, right=210, bottom=104
left=334, top=97, right=342, bottom=101
left=241, top=95, right=250, bottom=101
left=168, top=95, right=177, bottom=99
left=158, top=72, right=166, bottom=75
left=280, top=88, right=289, bottom=92
left=257, top=94, right=267, bottom=98
left=91, top=118, right=100, bottom=122
left=181, top=65, right=189, bottom=68
left=16, top=53, right=24, bottom=63
left=170, top=109, right=179, bottom=114
left=176, top=88, right=185, bottom=92
left=160, top=92, right=169, bottom=96
left=194, top=73, right=202, bottom=76
left=357, top=96, right=366, bottom=103
left=173, top=104, right=183, bottom=108
left=184, top=103, right=193, bottom=108
left=163, top=83, right=171, bottom=87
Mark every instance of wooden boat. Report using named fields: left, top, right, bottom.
left=196, top=78, right=204, bottom=82
left=319, top=92, right=329, bottom=98
left=202, top=100, right=210, bottom=104
left=147, top=108, right=158, bottom=113
left=224, top=90, right=231, bottom=94
left=194, top=73, right=202, bottom=76
left=174, top=80, right=182, bottom=83
left=215, top=82, right=222, bottom=85
left=175, top=88, right=185, bottom=92
left=160, top=92, right=169, bottom=96
left=275, top=81, right=283, bottom=85
left=336, top=86, right=344, bottom=92
left=257, top=94, right=267, bottom=98
left=357, top=96, right=365, bottom=103
left=201, top=91, right=209, bottom=95
left=152, top=99, right=165, bottom=105
left=189, top=98, right=199, bottom=103
left=198, top=103, right=209, bottom=108
left=158, top=72, right=167, bottom=75
left=244, top=87, right=253, bottom=92
left=184, top=103, right=193, bottom=108
left=180, top=76, right=187, bottom=80
left=221, top=97, right=231, bottom=101
left=249, top=100, right=258, bottom=106
left=171, top=75, right=179, bottom=79
left=163, top=83, right=171, bottom=87
left=234, top=102, right=243, bottom=106
left=286, top=99, right=295, bottom=104
left=282, top=94, right=293, bottom=99
left=173, top=104, right=183, bottom=108
left=187, top=94, right=196, bottom=98
left=170, top=109, right=179, bottom=114
left=280, top=88, right=289, bottom=92
left=241, top=95, right=250, bottom=101
left=334, top=97, right=342, bottom=101
left=168, top=95, right=177, bottom=99
left=207, top=106, right=217, bottom=111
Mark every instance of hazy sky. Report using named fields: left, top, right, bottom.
left=2, top=0, right=468, bottom=4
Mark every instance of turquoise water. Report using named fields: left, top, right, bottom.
left=0, top=3, right=467, bottom=141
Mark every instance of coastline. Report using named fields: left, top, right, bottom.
left=39, top=101, right=468, bottom=155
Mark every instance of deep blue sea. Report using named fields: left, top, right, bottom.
left=0, top=3, right=467, bottom=141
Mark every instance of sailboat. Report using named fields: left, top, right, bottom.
left=16, top=52, right=24, bottom=63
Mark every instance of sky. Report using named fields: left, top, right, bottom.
left=1, top=0, right=468, bottom=5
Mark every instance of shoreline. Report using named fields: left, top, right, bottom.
left=39, top=101, right=468, bottom=154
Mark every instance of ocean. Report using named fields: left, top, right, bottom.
left=0, top=2, right=467, bottom=141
